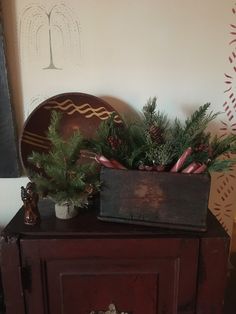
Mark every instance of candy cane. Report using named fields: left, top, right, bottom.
left=171, top=147, right=192, bottom=172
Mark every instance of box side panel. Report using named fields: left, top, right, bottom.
left=100, top=169, right=210, bottom=230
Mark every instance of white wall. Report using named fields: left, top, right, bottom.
left=0, top=178, right=28, bottom=230
left=1, top=0, right=235, bottom=231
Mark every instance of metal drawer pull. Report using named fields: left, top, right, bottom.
left=89, top=303, right=129, bottom=314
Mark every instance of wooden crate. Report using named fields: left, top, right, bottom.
left=99, top=167, right=211, bottom=231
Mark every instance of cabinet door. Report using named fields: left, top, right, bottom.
left=21, top=238, right=199, bottom=314
left=47, top=258, right=178, bottom=314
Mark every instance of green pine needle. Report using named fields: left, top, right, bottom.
left=208, top=158, right=236, bottom=172
left=28, top=111, right=100, bottom=206
left=86, top=100, right=236, bottom=173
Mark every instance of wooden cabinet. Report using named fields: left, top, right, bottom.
left=1, top=200, right=229, bottom=314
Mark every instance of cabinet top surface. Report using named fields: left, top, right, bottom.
left=1, top=199, right=229, bottom=240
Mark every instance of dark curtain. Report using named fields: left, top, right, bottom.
left=0, top=12, right=20, bottom=177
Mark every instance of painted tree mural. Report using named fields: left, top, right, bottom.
left=20, top=4, right=81, bottom=69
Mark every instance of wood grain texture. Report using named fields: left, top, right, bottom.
left=196, top=237, right=229, bottom=314
left=0, top=9, right=20, bottom=177
left=0, top=201, right=230, bottom=314
left=0, top=234, right=25, bottom=314
left=21, top=237, right=199, bottom=314
left=100, top=168, right=211, bottom=231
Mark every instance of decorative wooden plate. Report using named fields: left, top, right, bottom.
left=20, top=92, right=122, bottom=174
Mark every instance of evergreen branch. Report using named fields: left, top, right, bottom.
left=28, top=111, right=100, bottom=206
left=155, top=142, right=176, bottom=166
left=126, top=145, right=146, bottom=168
left=168, top=103, right=219, bottom=157
left=142, top=97, right=170, bottom=144
left=185, top=103, right=210, bottom=131
left=208, top=158, right=236, bottom=172
left=47, top=110, right=64, bottom=149
left=210, top=134, right=236, bottom=159
left=183, top=103, right=215, bottom=143
left=184, top=103, right=219, bottom=135
left=142, top=97, right=158, bottom=125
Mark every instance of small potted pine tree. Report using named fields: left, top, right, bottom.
left=28, top=111, right=100, bottom=219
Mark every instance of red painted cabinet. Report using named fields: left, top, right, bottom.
left=1, top=200, right=229, bottom=314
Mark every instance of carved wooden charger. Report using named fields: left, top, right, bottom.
left=19, top=92, right=122, bottom=174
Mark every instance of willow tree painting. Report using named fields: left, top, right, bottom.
left=20, top=3, right=81, bottom=70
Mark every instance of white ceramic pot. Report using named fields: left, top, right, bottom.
left=54, top=202, right=78, bottom=219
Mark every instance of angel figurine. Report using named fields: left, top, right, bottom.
left=21, top=182, right=40, bottom=225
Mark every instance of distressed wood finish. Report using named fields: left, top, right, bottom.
left=0, top=6, right=20, bottom=177
left=0, top=233, right=25, bottom=314
left=21, top=238, right=198, bottom=314
left=196, top=237, right=229, bottom=314
left=100, top=168, right=211, bottom=231
left=0, top=200, right=229, bottom=314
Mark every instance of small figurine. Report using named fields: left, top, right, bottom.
left=89, top=303, right=129, bottom=314
left=105, top=303, right=117, bottom=314
left=21, top=182, right=40, bottom=225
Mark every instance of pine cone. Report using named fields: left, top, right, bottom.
left=149, top=125, right=163, bottom=143
left=107, top=136, right=121, bottom=150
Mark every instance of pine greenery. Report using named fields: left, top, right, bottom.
left=142, top=97, right=170, bottom=135
left=28, top=111, right=100, bottom=207
left=168, top=103, right=219, bottom=157
left=91, top=98, right=236, bottom=173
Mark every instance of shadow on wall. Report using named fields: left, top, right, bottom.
left=100, top=96, right=140, bottom=120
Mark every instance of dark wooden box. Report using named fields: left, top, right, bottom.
left=99, top=167, right=211, bottom=231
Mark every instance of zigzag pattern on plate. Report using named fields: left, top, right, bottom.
left=22, top=130, right=51, bottom=150
left=44, top=99, right=123, bottom=123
